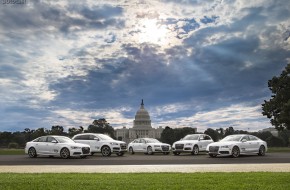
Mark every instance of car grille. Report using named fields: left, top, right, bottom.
left=161, top=145, right=170, bottom=151
left=82, top=147, right=90, bottom=154
left=175, top=144, right=184, bottom=150
left=209, top=146, right=219, bottom=153
left=120, top=143, right=127, bottom=149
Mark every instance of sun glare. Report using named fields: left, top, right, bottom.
left=137, top=18, right=169, bottom=45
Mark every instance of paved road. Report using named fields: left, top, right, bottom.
left=1, top=152, right=290, bottom=165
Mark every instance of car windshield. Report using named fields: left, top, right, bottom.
left=55, top=136, right=75, bottom=143
left=145, top=139, right=160, bottom=143
left=182, top=134, right=200, bottom=141
left=220, top=135, right=243, bottom=142
left=98, top=134, right=114, bottom=140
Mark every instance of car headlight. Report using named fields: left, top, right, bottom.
left=71, top=146, right=81, bottom=149
left=185, top=143, right=192, bottom=146
left=154, top=145, right=161, bottom=147
left=110, top=142, right=119, bottom=145
left=221, top=145, right=229, bottom=148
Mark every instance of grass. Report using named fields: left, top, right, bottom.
left=267, top=147, right=290, bottom=153
left=0, top=173, right=290, bottom=190
left=0, top=149, right=25, bottom=155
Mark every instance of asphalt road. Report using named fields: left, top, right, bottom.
left=1, top=152, right=290, bottom=165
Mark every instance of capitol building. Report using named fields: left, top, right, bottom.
left=115, top=100, right=163, bottom=143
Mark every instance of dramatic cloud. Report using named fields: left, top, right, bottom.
left=0, top=0, right=289, bottom=132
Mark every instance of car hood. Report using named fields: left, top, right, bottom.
left=101, top=140, right=126, bottom=144
left=174, top=140, right=199, bottom=144
left=60, top=142, right=90, bottom=147
left=207, top=141, right=238, bottom=147
left=147, top=143, right=170, bottom=146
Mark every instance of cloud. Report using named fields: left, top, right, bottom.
left=0, top=0, right=289, bottom=132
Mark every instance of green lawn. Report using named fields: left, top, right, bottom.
left=0, top=173, right=289, bottom=190
left=0, top=149, right=25, bottom=155
left=267, top=147, right=290, bottom=153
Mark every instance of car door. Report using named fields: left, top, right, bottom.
left=46, top=136, right=59, bottom=155
left=34, top=136, right=48, bottom=154
left=139, top=139, right=147, bottom=152
left=202, top=135, right=213, bottom=151
left=198, top=135, right=207, bottom=151
left=92, top=135, right=102, bottom=152
left=240, top=136, right=251, bottom=153
left=130, top=139, right=139, bottom=152
left=249, top=135, right=260, bottom=152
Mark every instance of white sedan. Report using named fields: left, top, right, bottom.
left=25, top=135, right=91, bottom=159
left=128, top=138, right=171, bottom=155
left=206, top=134, right=267, bottom=158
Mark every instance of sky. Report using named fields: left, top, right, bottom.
left=0, top=0, right=290, bottom=133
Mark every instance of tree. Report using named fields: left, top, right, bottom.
left=68, top=126, right=83, bottom=137
left=160, top=126, right=175, bottom=145
left=86, top=118, right=116, bottom=139
left=204, top=128, right=220, bottom=142
left=262, top=64, right=290, bottom=130
left=224, top=126, right=234, bottom=137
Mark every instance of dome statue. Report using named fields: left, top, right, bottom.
left=133, top=99, right=152, bottom=129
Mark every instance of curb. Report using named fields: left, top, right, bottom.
left=1, top=164, right=290, bottom=173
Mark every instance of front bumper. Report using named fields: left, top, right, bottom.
left=71, top=147, right=91, bottom=157
left=172, top=144, right=194, bottom=153
left=207, top=146, right=231, bottom=156
left=112, top=143, right=127, bottom=153
left=153, top=145, right=171, bottom=153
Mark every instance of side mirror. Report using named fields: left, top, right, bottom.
left=241, top=139, right=247, bottom=143
left=94, top=137, right=99, bottom=141
left=51, top=140, right=57, bottom=143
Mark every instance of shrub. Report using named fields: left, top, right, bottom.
left=8, top=142, right=19, bottom=149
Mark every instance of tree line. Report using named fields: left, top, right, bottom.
left=0, top=118, right=115, bottom=148
left=160, top=126, right=290, bottom=147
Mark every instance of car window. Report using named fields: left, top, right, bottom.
left=47, top=136, right=56, bottom=142
left=37, top=136, right=47, bottom=142
left=133, top=139, right=139, bottom=143
left=241, top=136, right=250, bottom=141
left=140, top=139, right=146, bottom=144
left=249, top=136, right=258, bottom=141
left=204, top=135, right=211, bottom=140
left=89, top=135, right=96, bottom=140
left=75, top=135, right=90, bottom=140
left=183, top=134, right=200, bottom=140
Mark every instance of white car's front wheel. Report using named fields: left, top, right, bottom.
left=129, top=147, right=134, bottom=154
left=147, top=146, right=154, bottom=155
left=258, top=145, right=266, bottom=156
left=28, top=147, right=37, bottom=158
left=231, top=146, right=240, bottom=158
left=192, top=145, right=199, bottom=155
left=101, top=146, right=111, bottom=157
left=60, top=148, right=70, bottom=159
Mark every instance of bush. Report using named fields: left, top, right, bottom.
left=266, top=136, right=286, bottom=147
left=8, top=142, right=19, bottom=149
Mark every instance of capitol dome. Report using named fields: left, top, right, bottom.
left=133, top=99, right=152, bottom=129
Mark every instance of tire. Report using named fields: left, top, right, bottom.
left=101, top=146, right=111, bottom=157
left=173, top=152, right=180, bottom=155
left=231, top=146, right=240, bottom=158
left=192, top=145, right=199, bottom=155
left=209, top=154, right=217, bottom=158
left=60, top=148, right=70, bottom=159
left=116, top=152, right=124, bottom=156
left=129, top=147, right=135, bottom=155
left=258, top=145, right=266, bottom=156
left=28, top=147, right=37, bottom=158
left=147, top=146, right=154, bottom=155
